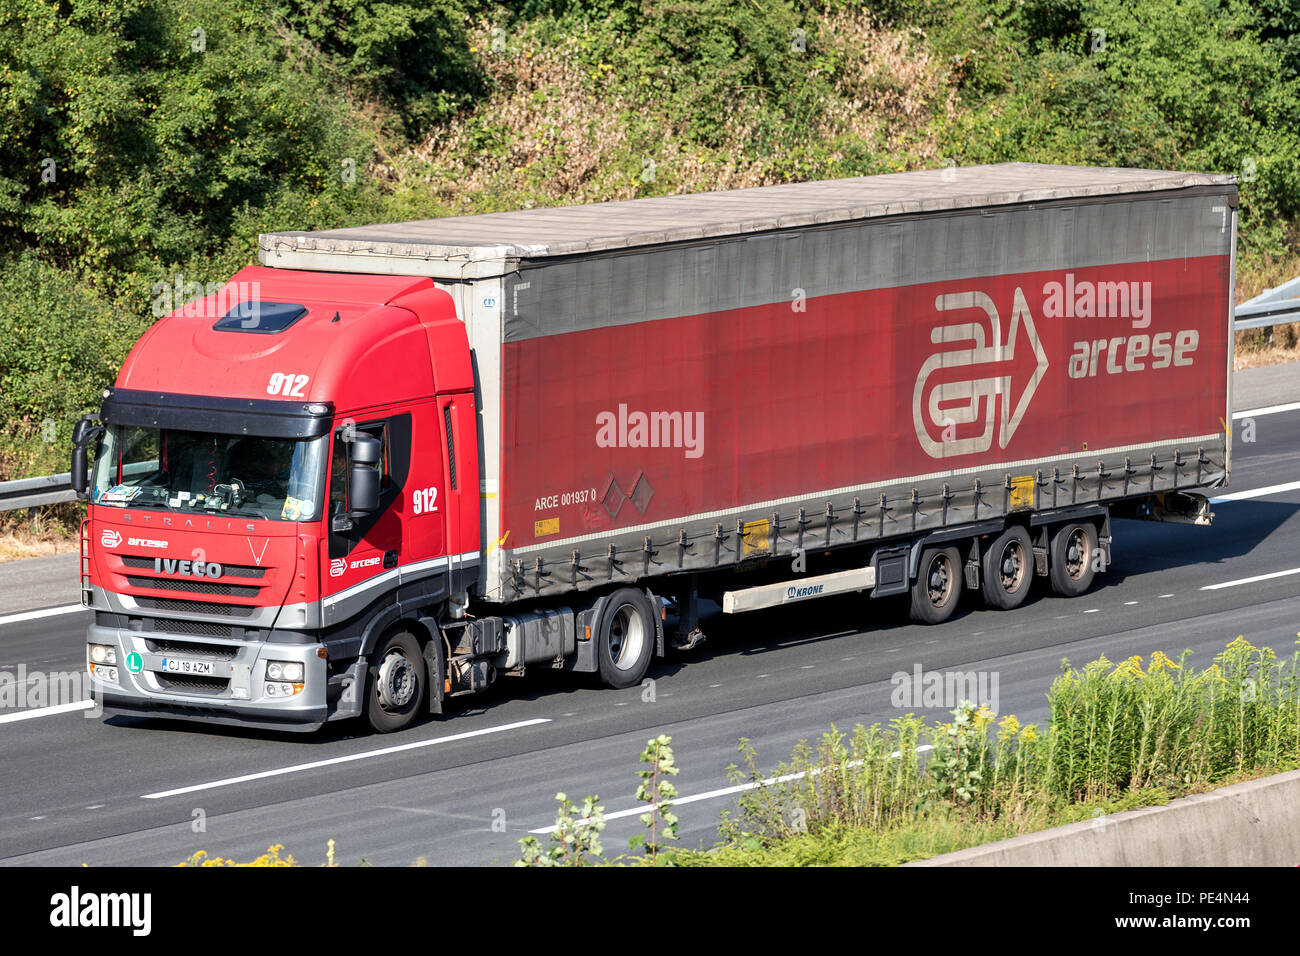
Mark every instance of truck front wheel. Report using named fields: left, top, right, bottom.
left=1049, top=522, right=1098, bottom=597
left=597, top=588, right=656, bottom=689
left=909, top=546, right=961, bottom=624
left=366, top=631, right=427, bottom=733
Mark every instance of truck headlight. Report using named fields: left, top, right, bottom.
left=266, top=660, right=304, bottom=682
left=89, top=644, right=117, bottom=665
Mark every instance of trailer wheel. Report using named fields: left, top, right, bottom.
left=1049, top=522, right=1098, bottom=597
left=981, top=526, right=1033, bottom=610
left=366, top=631, right=426, bottom=733
left=909, top=546, right=961, bottom=624
left=596, top=588, right=655, bottom=689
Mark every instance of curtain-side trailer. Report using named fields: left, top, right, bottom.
left=75, top=163, right=1236, bottom=732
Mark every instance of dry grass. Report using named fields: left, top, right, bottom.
left=0, top=502, right=83, bottom=562
left=1234, top=338, right=1300, bottom=370
left=0, top=530, right=78, bottom=563
left=381, top=12, right=956, bottom=213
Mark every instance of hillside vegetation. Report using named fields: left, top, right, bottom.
left=2, top=0, right=1298, bottom=490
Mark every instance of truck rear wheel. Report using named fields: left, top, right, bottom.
left=597, top=588, right=655, bottom=689
left=909, top=546, right=961, bottom=624
left=981, top=525, right=1033, bottom=610
left=366, top=631, right=426, bottom=733
left=1049, top=522, right=1097, bottom=597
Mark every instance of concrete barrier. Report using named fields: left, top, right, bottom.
left=908, top=769, right=1300, bottom=866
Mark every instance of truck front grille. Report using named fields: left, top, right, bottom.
left=127, top=575, right=260, bottom=598
left=120, top=554, right=267, bottom=578
left=145, top=617, right=235, bottom=638
left=135, top=596, right=255, bottom=617
left=156, top=673, right=230, bottom=695
left=146, top=638, right=240, bottom=661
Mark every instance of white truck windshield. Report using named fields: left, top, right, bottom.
left=91, top=425, right=328, bottom=522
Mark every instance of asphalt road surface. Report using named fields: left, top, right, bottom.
left=1, top=365, right=1297, bottom=866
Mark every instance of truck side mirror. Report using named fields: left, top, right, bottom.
left=70, top=415, right=102, bottom=499
left=348, top=433, right=382, bottom=514
left=351, top=432, right=382, bottom=465
left=71, top=446, right=89, bottom=497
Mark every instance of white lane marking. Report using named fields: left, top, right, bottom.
left=0, top=699, right=95, bottom=724
left=1201, top=567, right=1300, bottom=591
left=0, top=604, right=86, bottom=627
left=141, top=718, right=551, bottom=799
left=529, top=746, right=937, bottom=834
left=1124, top=601, right=1139, bottom=606
left=1233, top=402, right=1300, bottom=420
left=1211, top=479, right=1300, bottom=503
left=1083, top=609, right=1099, bottom=614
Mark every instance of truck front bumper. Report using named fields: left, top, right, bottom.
left=86, top=622, right=331, bottom=732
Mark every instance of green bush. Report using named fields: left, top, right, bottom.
left=1, top=0, right=1297, bottom=486
left=711, top=637, right=1300, bottom=855
left=0, top=0, right=380, bottom=282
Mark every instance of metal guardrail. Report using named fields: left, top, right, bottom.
left=0, top=472, right=78, bottom=514
left=2, top=279, right=1297, bottom=514
left=1234, top=275, right=1300, bottom=331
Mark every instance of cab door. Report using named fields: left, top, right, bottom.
left=404, top=400, right=449, bottom=564
left=323, top=413, right=409, bottom=618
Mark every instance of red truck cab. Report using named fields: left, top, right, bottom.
left=78, top=267, right=479, bottom=731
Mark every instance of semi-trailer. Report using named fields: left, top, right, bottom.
left=73, top=162, right=1236, bottom=732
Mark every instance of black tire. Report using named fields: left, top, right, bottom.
left=981, top=525, right=1034, bottom=610
left=909, top=546, right=961, bottom=624
left=365, top=631, right=426, bottom=733
left=596, top=588, right=656, bottom=688
left=1049, top=522, right=1098, bottom=597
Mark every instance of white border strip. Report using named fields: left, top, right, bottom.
left=1233, top=401, right=1300, bottom=420
left=1201, top=567, right=1300, bottom=591
left=1210, top=480, right=1300, bottom=503
left=529, top=745, right=935, bottom=834
left=0, top=699, right=95, bottom=724
left=141, top=717, right=550, bottom=799
left=0, top=604, right=86, bottom=627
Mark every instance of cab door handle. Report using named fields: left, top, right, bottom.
left=383, top=550, right=398, bottom=569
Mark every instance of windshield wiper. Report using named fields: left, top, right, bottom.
left=207, top=507, right=270, bottom=519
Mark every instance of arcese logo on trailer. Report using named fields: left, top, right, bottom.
left=912, top=288, right=1049, bottom=460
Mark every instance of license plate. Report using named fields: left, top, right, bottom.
left=162, top=657, right=215, bottom=676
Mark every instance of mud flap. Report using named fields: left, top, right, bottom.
left=419, top=616, right=446, bottom=716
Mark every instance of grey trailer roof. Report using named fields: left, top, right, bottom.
left=258, top=163, right=1237, bottom=279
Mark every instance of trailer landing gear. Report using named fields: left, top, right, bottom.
left=670, top=577, right=706, bottom=651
